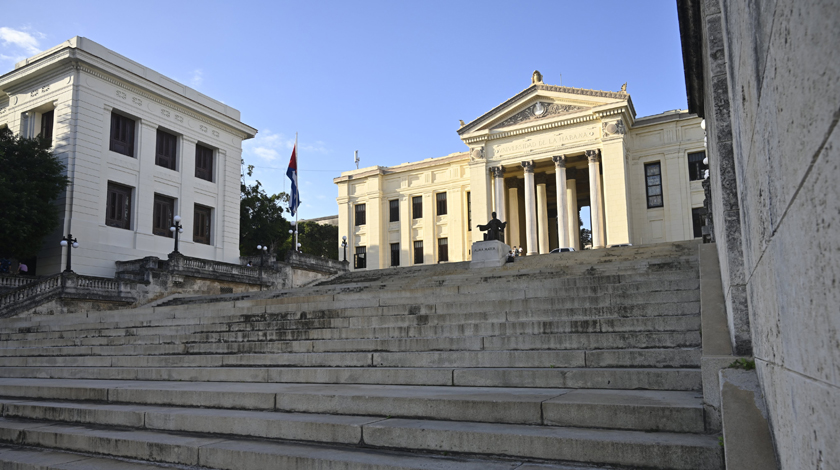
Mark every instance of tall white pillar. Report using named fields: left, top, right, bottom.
left=507, top=184, right=520, bottom=248
left=552, top=155, right=569, bottom=248
left=536, top=174, right=549, bottom=254
left=521, top=161, right=538, bottom=255
left=490, top=166, right=506, bottom=223
left=567, top=173, right=580, bottom=250
left=587, top=150, right=605, bottom=249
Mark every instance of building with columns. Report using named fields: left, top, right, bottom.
left=336, top=72, right=706, bottom=269
left=0, top=37, right=257, bottom=277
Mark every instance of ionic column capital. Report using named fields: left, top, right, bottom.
left=489, top=166, right=505, bottom=179
left=552, top=155, right=567, bottom=168
left=521, top=160, right=535, bottom=173
left=585, top=149, right=601, bottom=164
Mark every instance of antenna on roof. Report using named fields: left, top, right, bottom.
left=354, top=150, right=359, bottom=169
left=559, top=74, right=562, bottom=86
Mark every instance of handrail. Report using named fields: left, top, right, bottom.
left=0, top=274, right=62, bottom=312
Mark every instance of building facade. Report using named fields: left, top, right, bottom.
left=0, top=37, right=256, bottom=277
left=335, top=73, right=706, bottom=270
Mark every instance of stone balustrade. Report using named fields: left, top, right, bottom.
left=0, top=273, right=136, bottom=318
left=0, top=275, right=39, bottom=293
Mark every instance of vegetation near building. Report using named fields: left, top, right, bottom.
left=0, top=128, right=69, bottom=259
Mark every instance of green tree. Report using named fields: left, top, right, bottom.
left=239, top=163, right=290, bottom=258
left=0, top=128, right=69, bottom=259
left=579, top=213, right=592, bottom=249
left=298, top=221, right=339, bottom=259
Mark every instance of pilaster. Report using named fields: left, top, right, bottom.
left=600, top=139, right=632, bottom=245
left=521, top=160, right=538, bottom=255
left=587, top=150, right=605, bottom=249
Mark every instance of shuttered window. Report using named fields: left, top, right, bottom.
left=355, top=204, right=366, bottom=226
left=687, top=151, right=707, bottom=181
left=39, top=110, right=54, bottom=147
left=390, top=243, right=400, bottom=267
left=195, top=144, right=214, bottom=181
left=645, top=162, right=664, bottom=208
left=109, top=112, right=135, bottom=157
left=105, top=182, right=132, bottom=230
left=156, top=129, right=178, bottom=170
left=438, top=238, right=449, bottom=262
left=412, top=196, right=422, bottom=219
left=354, top=246, right=367, bottom=269
left=436, top=192, right=447, bottom=216
left=413, top=240, right=424, bottom=264
left=194, top=205, right=212, bottom=245
left=153, top=195, right=175, bottom=237
left=389, top=199, right=399, bottom=222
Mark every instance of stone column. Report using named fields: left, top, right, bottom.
left=552, top=155, right=569, bottom=248
left=507, top=181, right=521, bottom=249
left=586, top=150, right=605, bottom=249
left=566, top=169, right=580, bottom=250
left=536, top=173, right=549, bottom=254
left=521, top=161, right=538, bottom=255
left=490, top=166, right=506, bottom=223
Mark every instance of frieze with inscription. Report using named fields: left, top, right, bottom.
left=491, top=125, right=599, bottom=158
left=491, top=102, right=587, bottom=130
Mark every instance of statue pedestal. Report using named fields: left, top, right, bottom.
left=470, top=240, right=511, bottom=269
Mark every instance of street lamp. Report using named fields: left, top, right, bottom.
left=289, top=224, right=300, bottom=252
left=256, top=244, right=268, bottom=267
left=170, top=215, right=183, bottom=254
left=59, top=234, right=79, bottom=273
left=341, top=235, right=348, bottom=262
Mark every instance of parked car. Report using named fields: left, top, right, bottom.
left=549, top=247, right=576, bottom=253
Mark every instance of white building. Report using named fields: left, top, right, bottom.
left=0, top=37, right=256, bottom=277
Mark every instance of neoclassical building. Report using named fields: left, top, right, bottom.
left=336, top=72, right=706, bottom=270
left=0, top=37, right=256, bottom=277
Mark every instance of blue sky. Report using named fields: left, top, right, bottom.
left=1, top=1, right=687, bottom=221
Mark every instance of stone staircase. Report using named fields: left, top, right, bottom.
left=0, top=240, right=723, bottom=469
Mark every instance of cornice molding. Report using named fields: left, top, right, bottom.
left=462, top=114, right=599, bottom=145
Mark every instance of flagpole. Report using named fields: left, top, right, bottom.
left=295, top=132, right=299, bottom=252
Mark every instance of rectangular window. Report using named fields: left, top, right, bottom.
left=39, top=110, right=54, bottom=147
left=687, top=151, right=707, bottom=181
left=155, top=129, right=178, bottom=170
left=105, top=182, right=132, bottom=230
left=412, top=196, right=423, bottom=219
left=354, top=246, right=367, bottom=269
left=413, top=240, right=424, bottom=264
left=438, top=238, right=449, bottom=262
left=692, top=207, right=706, bottom=239
left=645, top=162, right=664, bottom=208
left=390, top=243, right=400, bottom=267
left=195, top=144, right=214, bottom=181
left=194, top=204, right=212, bottom=245
left=355, top=203, right=366, bottom=226
left=467, top=192, right=472, bottom=231
left=436, top=192, right=448, bottom=216
left=109, top=112, right=135, bottom=157
left=389, top=199, right=399, bottom=222
left=152, top=194, right=175, bottom=237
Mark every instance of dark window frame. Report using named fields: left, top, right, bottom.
left=691, top=207, right=706, bottom=239
left=390, top=243, right=400, bottom=267
left=354, top=246, right=367, bottom=269
left=195, top=144, right=214, bottom=182
left=412, top=196, right=423, bottom=219
left=155, top=129, right=178, bottom=171
left=467, top=192, right=472, bottom=231
left=39, top=110, right=54, bottom=147
left=389, top=199, right=399, bottom=222
left=438, top=238, right=449, bottom=262
left=436, top=192, right=448, bottom=216
left=105, top=182, right=132, bottom=230
left=152, top=194, right=175, bottom=238
left=413, top=240, right=424, bottom=264
left=687, top=151, right=707, bottom=181
left=355, top=203, right=367, bottom=226
left=193, top=204, right=212, bottom=245
left=645, top=162, right=664, bottom=209
left=109, top=112, right=136, bottom=158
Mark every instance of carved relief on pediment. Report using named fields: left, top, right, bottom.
left=491, top=102, right=587, bottom=130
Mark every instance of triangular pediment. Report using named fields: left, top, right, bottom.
left=458, top=83, right=632, bottom=138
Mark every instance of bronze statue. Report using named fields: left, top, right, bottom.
left=478, top=212, right=507, bottom=242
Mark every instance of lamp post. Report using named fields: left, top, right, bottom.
left=289, top=224, right=301, bottom=252
left=341, top=235, right=348, bottom=262
left=170, top=215, right=183, bottom=254
left=256, top=244, right=268, bottom=267
left=59, top=234, right=79, bottom=273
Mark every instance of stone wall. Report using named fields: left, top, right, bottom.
left=679, top=0, right=840, bottom=468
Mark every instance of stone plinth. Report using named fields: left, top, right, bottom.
left=470, top=240, right=511, bottom=269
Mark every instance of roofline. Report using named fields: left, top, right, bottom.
left=334, top=152, right=469, bottom=183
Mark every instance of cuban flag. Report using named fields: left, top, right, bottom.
left=286, top=143, right=300, bottom=217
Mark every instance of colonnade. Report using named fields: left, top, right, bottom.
left=489, top=149, right=606, bottom=254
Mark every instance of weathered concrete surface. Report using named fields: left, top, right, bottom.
left=719, top=369, right=778, bottom=470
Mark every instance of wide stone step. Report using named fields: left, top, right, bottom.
left=0, top=315, right=701, bottom=348
left=0, top=443, right=187, bottom=470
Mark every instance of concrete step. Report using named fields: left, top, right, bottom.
left=0, top=444, right=189, bottom=470
left=0, top=315, right=701, bottom=348
left=0, top=419, right=648, bottom=470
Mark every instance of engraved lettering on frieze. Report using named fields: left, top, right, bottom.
left=0, top=107, right=5, bottom=115
left=200, top=125, right=208, bottom=133
left=30, top=89, right=38, bottom=98
left=41, top=86, right=49, bottom=93
left=132, top=97, right=142, bottom=106
left=212, top=130, right=220, bottom=137
left=493, top=128, right=597, bottom=157
left=491, top=102, right=586, bottom=130
left=175, top=115, right=184, bottom=123
left=116, top=91, right=127, bottom=99
left=161, top=109, right=171, bottom=118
